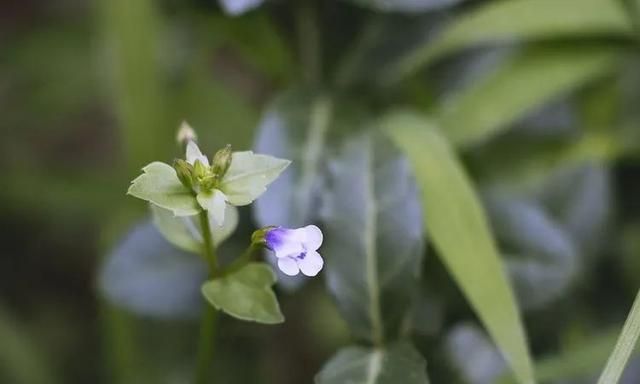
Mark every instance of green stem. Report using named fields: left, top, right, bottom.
left=195, top=210, right=219, bottom=384
left=220, top=244, right=260, bottom=277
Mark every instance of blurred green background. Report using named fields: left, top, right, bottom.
left=1, top=0, right=640, bottom=383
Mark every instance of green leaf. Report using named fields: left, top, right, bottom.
left=201, top=263, right=284, bottom=324
left=99, top=222, right=207, bottom=319
left=254, top=90, right=332, bottom=228
left=437, top=46, right=619, bottom=148
left=196, top=189, right=227, bottom=226
left=127, top=162, right=200, bottom=216
left=382, top=111, right=535, bottom=384
left=322, top=131, right=424, bottom=344
left=392, top=0, right=632, bottom=77
left=220, top=151, right=290, bottom=206
left=344, top=0, right=463, bottom=13
left=151, top=203, right=238, bottom=254
left=315, top=342, right=429, bottom=384
left=597, top=290, right=640, bottom=384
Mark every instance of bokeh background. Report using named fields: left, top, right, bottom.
left=1, top=0, right=640, bottom=383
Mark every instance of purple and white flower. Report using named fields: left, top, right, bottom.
left=265, top=225, right=324, bottom=277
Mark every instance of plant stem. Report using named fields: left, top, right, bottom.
left=195, top=305, right=217, bottom=384
left=195, top=210, right=219, bottom=384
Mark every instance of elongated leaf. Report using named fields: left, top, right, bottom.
left=322, top=131, right=424, bottom=344
left=151, top=204, right=238, bottom=253
left=99, top=222, right=207, bottom=319
left=345, top=0, right=463, bottom=13
left=315, top=342, right=429, bottom=384
left=437, top=46, right=619, bottom=147
left=127, top=162, right=200, bottom=216
left=201, top=263, right=284, bottom=324
left=382, top=111, right=534, bottom=384
left=597, top=290, right=640, bottom=384
left=392, top=0, right=632, bottom=77
left=254, top=90, right=332, bottom=228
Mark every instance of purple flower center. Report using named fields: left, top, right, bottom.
left=264, top=228, right=285, bottom=250
left=296, top=252, right=307, bottom=260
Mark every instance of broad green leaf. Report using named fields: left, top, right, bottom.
left=485, top=193, right=577, bottom=310
left=344, top=0, right=463, bottom=13
left=315, top=342, right=429, bottom=384
left=201, top=263, right=284, bottom=324
left=437, top=46, right=619, bottom=147
left=220, top=151, right=290, bottom=206
left=322, top=131, right=424, bottom=344
left=218, top=0, right=264, bottom=16
left=99, top=222, right=207, bottom=319
left=392, top=0, right=632, bottom=77
left=254, top=90, right=332, bottom=228
left=382, top=111, right=534, bottom=384
left=597, top=290, right=640, bottom=384
left=196, top=189, right=227, bottom=226
left=151, top=203, right=238, bottom=254
left=127, top=162, right=200, bottom=216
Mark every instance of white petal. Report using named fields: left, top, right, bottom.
left=299, top=225, right=323, bottom=251
left=266, top=228, right=305, bottom=259
left=298, top=251, right=323, bottom=277
left=277, top=257, right=300, bottom=276
left=197, top=189, right=227, bottom=225
left=186, top=141, right=209, bottom=166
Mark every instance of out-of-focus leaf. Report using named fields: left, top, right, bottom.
left=99, top=222, right=207, bottom=319
left=446, top=324, right=507, bottom=384
left=127, top=162, right=200, bottom=216
left=321, top=131, right=424, bottom=344
left=254, top=90, right=332, bottom=228
left=345, top=0, right=464, bottom=13
left=151, top=204, right=238, bottom=253
left=535, top=163, right=612, bottom=258
left=484, top=193, right=577, bottom=310
left=382, top=111, right=534, bottom=384
left=0, top=305, right=55, bottom=384
left=201, top=263, right=284, bottom=324
left=392, top=0, right=632, bottom=77
left=218, top=0, right=264, bottom=16
left=315, top=342, right=429, bottom=384
left=437, top=46, right=619, bottom=147
left=219, top=151, right=290, bottom=206
left=497, top=330, right=621, bottom=383
left=597, top=290, right=640, bottom=384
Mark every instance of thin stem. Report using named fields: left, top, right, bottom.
left=296, top=0, right=321, bottom=84
left=195, top=305, right=217, bottom=384
left=195, top=210, right=219, bottom=384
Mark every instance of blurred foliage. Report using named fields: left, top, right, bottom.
left=2, top=0, right=640, bottom=383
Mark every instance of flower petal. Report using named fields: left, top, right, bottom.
left=265, top=228, right=305, bottom=258
left=197, top=189, right=227, bottom=226
left=298, top=250, right=323, bottom=277
left=298, top=225, right=323, bottom=251
left=186, top=141, right=209, bottom=167
left=277, top=257, right=300, bottom=276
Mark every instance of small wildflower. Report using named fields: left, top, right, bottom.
left=263, top=225, right=324, bottom=277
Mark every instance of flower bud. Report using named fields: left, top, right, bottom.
left=173, top=159, right=194, bottom=190
left=176, top=121, right=197, bottom=145
left=212, top=144, right=233, bottom=178
left=193, top=159, right=208, bottom=181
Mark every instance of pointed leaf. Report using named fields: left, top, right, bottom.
left=382, top=111, right=535, bottom=384
left=127, top=162, right=200, bottom=216
left=99, top=222, right=207, bottom=319
left=151, top=203, right=238, bottom=253
left=220, top=151, right=290, bottom=206
left=437, top=46, right=619, bottom=147
left=322, top=131, right=424, bottom=344
left=393, top=0, right=632, bottom=76
left=254, top=90, right=332, bottom=228
left=201, top=263, right=284, bottom=324
left=315, top=342, right=429, bottom=384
